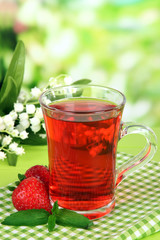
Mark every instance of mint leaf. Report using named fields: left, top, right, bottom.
left=51, top=201, right=59, bottom=214
left=56, top=209, right=93, bottom=229
left=48, top=214, right=56, bottom=232
left=1, top=209, right=50, bottom=226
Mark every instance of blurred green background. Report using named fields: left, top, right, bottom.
left=0, top=0, right=160, bottom=127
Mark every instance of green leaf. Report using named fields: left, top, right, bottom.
left=7, top=186, right=16, bottom=191
left=20, top=128, right=47, bottom=145
left=72, top=79, right=92, bottom=85
left=56, top=209, right=93, bottom=229
left=48, top=214, right=56, bottom=232
left=15, top=181, right=20, bottom=186
left=1, top=209, right=50, bottom=226
left=0, top=40, right=25, bottom=113
left=0, top=76, right=17, bottom=113
left=51, top=201, right=59, bottom=214
left=18, top=173, right=26, bottom=182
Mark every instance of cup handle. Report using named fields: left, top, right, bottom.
left=116, top=122, right=157, bottom=187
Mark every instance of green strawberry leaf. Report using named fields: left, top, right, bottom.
left=7, top=186, right=16, bottom=191
left=15, top=181, right=20, bottom=186
left=18, top=173, right=26, bottom=182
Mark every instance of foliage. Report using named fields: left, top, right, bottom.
left=0, top=41, right=25, bottom=114
left=0, top=0, right=160, bottom=127
left=0, top=42, right=89, bottom=163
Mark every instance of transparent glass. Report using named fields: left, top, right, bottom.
left=39, top=85, right=157, bottom=219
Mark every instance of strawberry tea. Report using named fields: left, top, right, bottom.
left=43, top=98, right=122, bottom=217
left=40, top=85, right=157, bottom=219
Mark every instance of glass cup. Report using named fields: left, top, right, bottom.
left=39, top=85, right=157, bottom=219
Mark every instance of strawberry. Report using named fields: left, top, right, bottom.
left=25, top=165, right=49, bottom=191
left=12, top=177, right=52, bottom=213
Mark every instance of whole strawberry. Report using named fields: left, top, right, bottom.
left=25, top=165, right=49, bottom=192
left=12, top=177, right=52, bottom=213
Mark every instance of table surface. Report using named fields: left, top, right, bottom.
left=0, top=127, right=159, bottom=240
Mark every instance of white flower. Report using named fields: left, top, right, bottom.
left=15, top=146, right=25, bottom=155
left=9, top=111, right=18, bottom=121
left=20, top=120, right=30, bottom=129
left=26, top=104, right=36, bottom=114
left=0, top=151, right=6, bottom=161
left=20, top=131, right=29, bottom=140
left=31, top=124, right=41, bottom=133
left=30, top=117, right=40, bottom=126
left=9, top=142, right=18, bottom=151
left=42, top=123, right=46, bottom=131
left=16, top=124, right=24, bottom=133
left=9, top=142, right=25, bottom=155
left=35, top=108, right=43, bottom=120
left=0, top=117, right=5, bottom=131
left=39, top=133, right=46, bottom=139
left=14, top=103, right=24, bottom=112
left=43, top=96, right=51, bottom=105
left=19, top=113, right=29, bottom=128
left=31, top=87, right=42, bottom=98
left=2, top=136, right=12, bottom=146
left=19, top=113, right=28, bottom=121
left=3, top=115, right=14, bottom=129
left=18, top=90, right=28, bottom=103
left=64, top=76, right=73, bottom=85
left=11, top=129, right=19, bottom=137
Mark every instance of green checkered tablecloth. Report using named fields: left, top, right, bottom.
left=0, top=153, right=159, bottom=240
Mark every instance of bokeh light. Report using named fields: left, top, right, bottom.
left=0, top=0, right=160, bottom=126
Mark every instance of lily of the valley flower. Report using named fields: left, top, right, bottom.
left=26, top=104, right=36, bottom=114
left=30, top=116, right=41, bottom=133
left=14, top=103, right=24, bottom=112
left=20, top=130, right=29, bottom=140
left=20, top=119, right=30, bottom=129
left=15, top=146, right=25, bottom=155
left=2, top=136, right=12, bottom=146
left=9, top=142, right=18, bottom=152
left=0, top=75, right=74, bottom=162
left=0, top=151, right=6, bottom=161
left=0, top=117, right=5, bottom=131
left=31, top=87, right=42, bottom=98
left=19, top=112, right=28, bottom=121
left=10, top=129, right=19, bottom=137
left=9, top=111, right=18, bottom=121
left=35, top=108, right=43, bottom=120
left=3, top=115, right=14, bottom=130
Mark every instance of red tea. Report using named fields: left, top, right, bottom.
left=43, top=99, right=122, bottom=212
